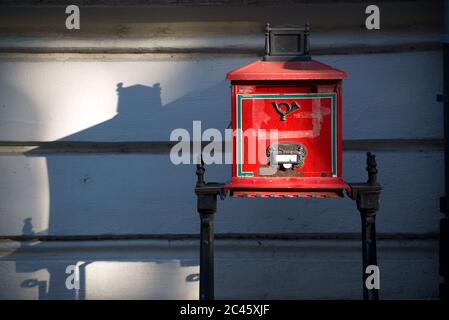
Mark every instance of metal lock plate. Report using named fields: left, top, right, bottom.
left=259, top=142, right=307, bottom=176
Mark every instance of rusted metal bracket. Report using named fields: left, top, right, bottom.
left=347, top=152, right=383, bottom=301
left=195, top=158, right=225, bottom=300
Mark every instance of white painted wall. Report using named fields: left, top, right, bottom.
left=0, top=1, right=443, bottom=299
left=0, top=151, right=443, bottom=236
left=0, top=51, right=442, bottom=141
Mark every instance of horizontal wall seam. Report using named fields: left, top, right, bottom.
left=0, top=232, right=439, bottom=242
left=0, top=43, right=440, bottom=55
left=0, top=139, right=443, bottom=154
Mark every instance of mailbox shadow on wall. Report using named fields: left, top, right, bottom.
left=2, top=81, right=215, bottom=299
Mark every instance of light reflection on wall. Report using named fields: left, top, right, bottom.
left=85, top=260, right=198, bottom=299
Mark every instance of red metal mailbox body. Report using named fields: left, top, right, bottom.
left=225, top=59, right=349, bottom=198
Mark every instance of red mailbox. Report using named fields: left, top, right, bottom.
left=225, top=24, right=349, bottom=198
left=195, top=25, right=383, bottom=301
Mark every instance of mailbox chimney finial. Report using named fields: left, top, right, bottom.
left=263, top=23, right=311, bottom=61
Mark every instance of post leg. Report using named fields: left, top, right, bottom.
left=349, top=152, right=382, bottom=300
left=195, top=158, right=225, bottom=301
left=360, top=210, right=379, bottom=300
left=199, top=210, right=215, bottom=300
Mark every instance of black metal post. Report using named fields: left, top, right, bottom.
left=348, top=152, right=382, bottom=300
left=360, top=209, right=379, bottom=300
left=195, top=159, right=225, bottom=300
left=438, top=0, right=449, bottom=300
left=199, top=210, right=215, bottom=300
left=439, top=33, right=449, bottom=296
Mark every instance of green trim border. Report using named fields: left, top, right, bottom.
left=236, top=93, right=337, bottom=177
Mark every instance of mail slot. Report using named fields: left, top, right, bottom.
left=225, top=24, right=349, bottom=198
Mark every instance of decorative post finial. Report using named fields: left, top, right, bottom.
left=196, top=155, right=205, bottom=187
left=264, top=22, right=271, bottom=56
left=304, top=22, right=310, bottom=55
left=366, top=152, right=378, bottom=185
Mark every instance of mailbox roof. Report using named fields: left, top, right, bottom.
left=226, top=60, right=347, bottom=81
